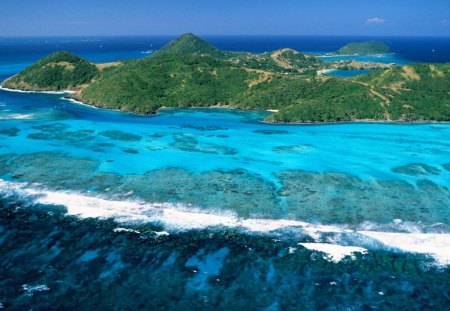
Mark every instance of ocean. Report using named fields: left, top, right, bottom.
left=0, top=36, right=449, bottom=310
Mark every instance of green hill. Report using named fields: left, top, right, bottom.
left=3, top=51, right=99, bottom=91
left=337, top=41, right=391, bottom=55
left=154, top=33, right=228, bottom=59
left=228, top=48, right=322, bottom=73
left=2, top=34, right=449, bottom=123
left=355, top=63, right=450, bottom=121
left=80, top=53, right=254, bottom=114
left=269, top=64, right=450, bottom=123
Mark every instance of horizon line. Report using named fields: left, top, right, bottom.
left=1, top=34, right=450, bottom=39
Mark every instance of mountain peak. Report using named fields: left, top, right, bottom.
left=178, top=32, right=197, bottom=39
left=154, top=33, right=227, bottom=58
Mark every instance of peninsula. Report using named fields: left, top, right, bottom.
left=2, top=34, right=449, bottom=123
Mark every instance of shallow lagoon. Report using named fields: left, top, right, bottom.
left=325, top=69, right=376, bottom=77
left=1, top=89, right=450, bottom=225
left=318, top=53, right=409, bottom=65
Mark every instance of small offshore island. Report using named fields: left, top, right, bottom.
left=2, top=33, right=449, bottom=123
left=336, top=41, right=392, bottom=55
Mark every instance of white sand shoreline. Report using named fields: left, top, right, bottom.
left=0, top=85, right=75, bottom=95
left=60, top=96, right=100, bottom=109
left=2, top=85, right=450, bottom=126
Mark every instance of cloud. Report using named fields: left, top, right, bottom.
left=366, top=17, right=385, bottom=24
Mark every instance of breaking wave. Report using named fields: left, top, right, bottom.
left=1, top=179, right=449, bottom=265
left=0, top=85, right=75, bottom=95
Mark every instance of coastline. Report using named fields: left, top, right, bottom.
left=2, top=84, right=449, bottom=126
left=260, top=118, right=450, bottom=126
left=58, top=100, right=450, bottom=126
left=61, top=96, right=100, bottom=109
left=0, top=85, right=75, bottom=95
left=318, top=52, right=396, bottom=58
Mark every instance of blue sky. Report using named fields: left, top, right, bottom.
left=1, top=0, right=449, bottom=36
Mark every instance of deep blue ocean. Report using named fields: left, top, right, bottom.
left=0, top=36, right=449, bottom=310
left=1, top=35, right=450, bottom=74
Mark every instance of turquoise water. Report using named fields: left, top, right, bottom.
left=319, top=53, right=408, bottom=77
left=1, top=89, right=449, bottom=224
left=1, top=37, right=449, bottom=309
left=319, top=53, right=409, bottom=65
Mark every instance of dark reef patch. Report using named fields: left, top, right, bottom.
left=253, top=130, right=290, bottom=135
left=0, top=152, right=275, bottom=217
left=392, top=163, right=441, bottom=176
left=141, top=168, right=278, bottom=217
left=181, top=125, right=228, bottom=131
left=1, top=152, right=449, bottom=224
left=147, top=146, right=163, bottom=151
left=171, top=133, right=237, bottom=155
left=4, top=152, right=99, bottom=190
left=28, top=129, right=96, bottom=145
left=272, top=145, right=311, bottom=154
left=32, top=123, right=70, bottom=132
left=277, top=170, right=450, bottom=224
left=100, top=130, right=142, bottom=142
left=0, top=127, right=20, bottom=137
left=121, top=148, right=139, bottom=154
left=148, top=132, right=169, bottom=138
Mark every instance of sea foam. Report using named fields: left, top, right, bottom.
left=298, top=243, right=368, bottom=263
left=0, top=113, right=34, bottom=120
left=359, top=231, right=450, bottom=266
left=61, top=97, right=100, bottom=109
left=0, top=85, right=75, bottom=95
left=1, top=179, right=449, bottom=265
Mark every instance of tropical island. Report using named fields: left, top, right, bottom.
left=336, top=41, right=391, bottom=55
left=2, top=33, right=449, bottom=123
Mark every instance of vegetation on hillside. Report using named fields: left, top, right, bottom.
left=2, top=34, right=449, bottom=123
left=154, top=33, right=228, bottom=59
left=337, top=41, right=391, bottom=55
left=80, top=54, right=254, bottom=114
left=3, top=51, right=99, bottom=90
left=356, top=63, right=450, bottom=121
left=228, top=49, right=323, bottom=73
